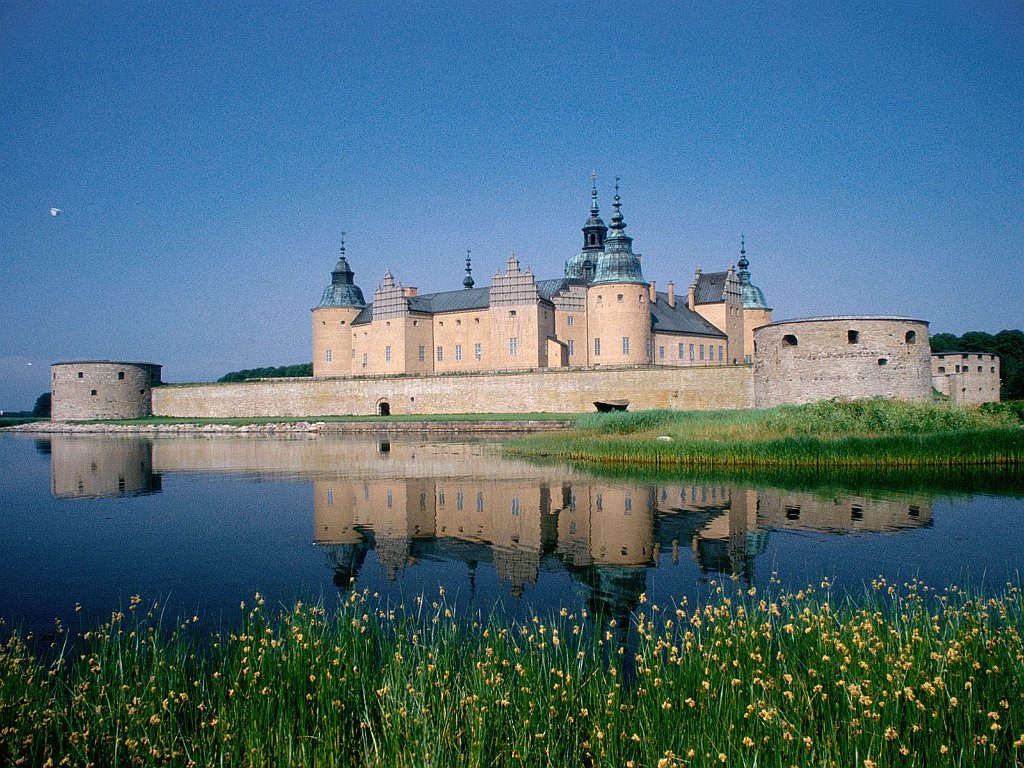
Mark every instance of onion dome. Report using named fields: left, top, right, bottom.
left=318, top=236, right=367, bottom=308
left=565, top=173, right=607, bottom=281
left=736, top=237, right=770, bottom=310
left=592, top=179, right=645, bottom=285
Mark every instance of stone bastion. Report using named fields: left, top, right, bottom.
left=752, top=316, right=932, bottom=407
left=51, top=361, right=163, bottom=421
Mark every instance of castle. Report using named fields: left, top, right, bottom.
left=312, top=179, right=772, bottom=380
left=51, top=179, right=996, bottom=421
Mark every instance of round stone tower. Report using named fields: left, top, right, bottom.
left=586, top=182, right=651, bottom=365
left=753, top=316, right=931, bottom=407
left=51, top=361, right=162, bottom=421
left=312, top=237, right=367, bottom=378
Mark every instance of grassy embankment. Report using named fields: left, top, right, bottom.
left=507, top=399, right=1024, bottom=470
left=61, top=412, right=573, bottom=426
left=1, top=581, right=1022, bottom=767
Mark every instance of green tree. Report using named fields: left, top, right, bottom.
left=32, top=392, right=51, bottom=417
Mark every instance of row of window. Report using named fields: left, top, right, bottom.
left=782, top=330, right=919, bottom=348
left=936, top=365, right=997, bottom=374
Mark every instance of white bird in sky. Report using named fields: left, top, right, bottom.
left=49, top=207, right=61, bottom=217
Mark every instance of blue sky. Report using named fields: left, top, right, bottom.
left=1, top=0, right=1022, bottom=410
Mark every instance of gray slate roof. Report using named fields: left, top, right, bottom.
left=650, top=293, right=727, bottom=338
left=693, top=271, right=728, bottom=305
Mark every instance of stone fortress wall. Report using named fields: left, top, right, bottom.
left=752, top=317, right=932, bottom=408
left=150, top=363, right=754, bottom=418
left=931, top=352, right=1001, bottom=405
left=51, top=361, right=162, bottom=421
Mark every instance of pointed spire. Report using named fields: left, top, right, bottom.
left=737, top=235, right=752, bottom=286
left=609, top=176, right=626, bottom=233
left=590, top=170, right=599, bottom=215
left=463, top=249, right=475, bottom=289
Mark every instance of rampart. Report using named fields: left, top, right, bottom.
left=152, top=364, right=754, bottom=418
left=753, top=317, right=931, bottom=407
left=51, top=361, right=162, bottom=421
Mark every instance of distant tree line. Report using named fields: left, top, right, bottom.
left=930, top=330, right=1024, bottom=400
left=217, top=363, right=313, bottom=383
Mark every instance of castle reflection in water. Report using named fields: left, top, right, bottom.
left=44, top=434, right=933, bottom=618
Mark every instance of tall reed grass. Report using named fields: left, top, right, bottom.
left=1, top=581, right=1022, bottom=766
left=513, top=400, right=1024, bottom=469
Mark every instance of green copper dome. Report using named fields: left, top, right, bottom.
left=736, top=238, right=770, bottom=310
left=592, top=183, right=646, bottom=285
left=318, top=250, right=366, bottom=308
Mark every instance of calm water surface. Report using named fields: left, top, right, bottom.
left=1, top=432, right=1023, bottom=638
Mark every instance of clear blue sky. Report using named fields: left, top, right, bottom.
left=2, top=0, right=1022, bottom=410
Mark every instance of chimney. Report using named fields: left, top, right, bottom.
left=649, top=281, right=657, bottom=303
left=403, top=287, right=418, bottom=297
left=668, top=281, right=676, bottom=308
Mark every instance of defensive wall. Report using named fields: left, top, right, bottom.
left=51, top=361, right=162, bottom=421
left=752, top=317, right=932, bottom=408
left=931, top=352, right=1001, bottom=405
left=152, top=364, right=755, bottom=418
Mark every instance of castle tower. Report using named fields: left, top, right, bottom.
left=586, top=181, right=652, bottom=365
left=565, top=172, right=607, bottom=282
left=312, top=236, right=366, bottom=378
left=736, top=237, right=772, bottom=362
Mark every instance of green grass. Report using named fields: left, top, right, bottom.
left=509, top=400, right=1024, bottom=469
left=67, top=412, right=577, bottom=426
left=1, top=581, right=1022, bottom=766
left=0, top=416, right=43, bottom=428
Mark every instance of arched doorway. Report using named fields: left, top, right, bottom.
left=378, top=400, right=391, bottom=416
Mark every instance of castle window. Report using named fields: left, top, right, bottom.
left=594, top=337, right=601, bottom=356
left=476, top=491, right=484, bottom=513
left=567, top=315, right=574, bottom=327
left=437, top=346, right=443, bottom=362
left=326, top=488, right=333, bottom=506
left=700, top=344, right=705, bottom=360
left=509, top=336, right=518, bottom=356
left=511, top=498, right=521, bottom=516
left=617, top=294, right=623, bottom=303
left=78, top=371, right=83, bottom=378
left=597, top=295, right=603, bottom=304
left=878, top=358, right=888, bottom=366
left=909, top=505, right=920, bottom=518
left=474, top=317, right=480, bottom=324
left=325, top=350, right=333, bottom=363
left=386, top=321, right=391, bottom=327
left=509, top=310, right=517, bottom=317
left=977, top=366, right=983, bottom=372
left=659, top=345, right=665, bottom=360
left=851, top=505, right=864, bottom=521
left=339, top=320, right=345, bottom=325
left=938, top=366, right=946, bottom=373
left=456, top=319, right=461, bottom=326
left=718, top=345, right=724, bottom=361
left=385, top=346, right=391, bottom=362
left=90, top=390, right=97, bottom=396
left=118, top=371, right=125, bottom=379
left=955, top=365, right=961, bottom=372
left=904, top=330, right=917, bottom=343
left=474, top=343, right=482, bottom=360
left=991, top=366, right=996, bottom=373
left=438, top=321, right=443, bottom=327
left=782, top=334, right=798, bottom=347
left=689, top=343, right=694, bottom=361
left=622, top=337, right=630, bottom=355
left=567, top=340, right=574, bottom=356
left=785, top=505, right=801, bottom=520
left=419, top=345, right=425, bottom=362
left=848, top=330, right=859, bottom=344
left=362, top=353, right=368, bottom=368
left=455, top=344, right=462, bottom=362
left=413, top=320, right=418, bottom=326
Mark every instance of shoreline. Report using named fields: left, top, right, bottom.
left=0, top=418, right=574, bottom=435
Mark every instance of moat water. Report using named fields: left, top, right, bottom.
left=1, top=432, right=1023, bottom=639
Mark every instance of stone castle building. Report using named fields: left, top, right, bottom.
left=312, top=181, right=771, bottom=381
